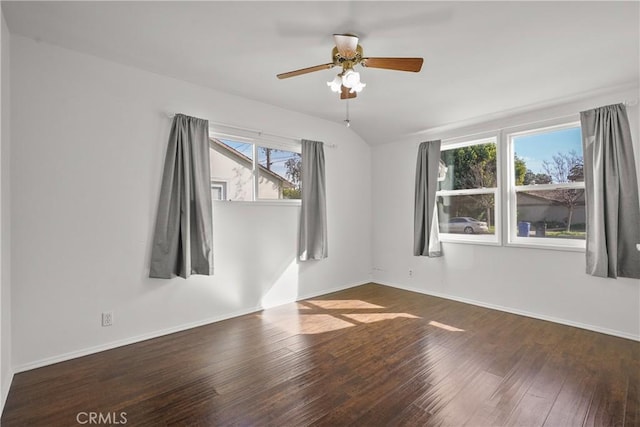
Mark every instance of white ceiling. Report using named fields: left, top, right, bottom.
left=3, top=1, right=639, bottom=145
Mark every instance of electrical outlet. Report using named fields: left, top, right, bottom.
left=408, top=269, right=413, bottom=278
left=102, top=311, right=113, bottom=327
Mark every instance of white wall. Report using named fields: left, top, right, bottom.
left=0, top=7, right=12, bottom=412
left=10, top=35, right=372, bottom=370
left=372, top=85, right=640, bottom=340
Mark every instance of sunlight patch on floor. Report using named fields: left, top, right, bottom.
left=260, top=313, right=355, bottom=335
left=306, top=300, right=385, bottom=309
left=343, top=313, right=420, bottom=323
left=429, top=320, right=465, bottom=332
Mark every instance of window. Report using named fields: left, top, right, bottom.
left=211, top=181, right=227, bottom=201
left=436, top=137, right=500, bottom=244
left=433, top=119, right=585, bottom=251
left=208, top=137, right=301, bottom=202
left=507, top=122, right=585, bottom=249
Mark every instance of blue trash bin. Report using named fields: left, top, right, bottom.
left=518, top=221, right=531, bottom=237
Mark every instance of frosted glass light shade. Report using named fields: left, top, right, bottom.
left=327, top=75, right=342, bottom=92
left=342, top=70, right=360, bottom=88
left=349, top=82, right=366, bottom=93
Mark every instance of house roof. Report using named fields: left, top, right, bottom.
left=210, top=138, right=295, bottom=188
left=519, top=190, right=585, bottom=205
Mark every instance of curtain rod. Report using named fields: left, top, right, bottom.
left=166, top=113, right=337, bottom=148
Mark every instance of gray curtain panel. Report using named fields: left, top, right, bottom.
left=580, top=103, right=640, bottom=279
left=149, top=114, right=213, bottom=279
left=414, top=140, right=443, bottom=257
left=299, top=139, right=328, bottom=261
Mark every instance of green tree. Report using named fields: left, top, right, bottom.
left=444, top=144, right=526, bottom=227
left=444, top=143, right=497, bottom=189
left=284, top=153, right=301, bottom=189
left=282, top=152, right=302, bottom=199
left=514, top=155, right=527, bottom=186
left=283, top=188, right=301, bottom=199
left=523, top=170, right=552, bottom=185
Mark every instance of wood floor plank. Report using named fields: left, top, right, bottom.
left=2, top=283, right=637, bottom=426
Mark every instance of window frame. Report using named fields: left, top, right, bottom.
left=210, top=180, right=227, bottom=201
left=505, top=120, right=586, bottom=251
left=209, top=126, right=302, bottom=205
left=437, top=134, right=501, bottom=246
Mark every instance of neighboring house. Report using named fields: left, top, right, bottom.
left=209, top=138, right=295, bottom=200
left=517, top=190, right=586, bottom=225
left=438, top=190, right=586, bottom=228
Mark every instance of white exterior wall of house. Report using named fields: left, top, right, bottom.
left=517, top=193, right=586, bottom=224
left=209, top=146, right=253, bottom=201
left=209, top=143, right=288, bottom=201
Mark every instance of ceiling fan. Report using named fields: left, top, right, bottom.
left=276, top=34, right=424, bottom=100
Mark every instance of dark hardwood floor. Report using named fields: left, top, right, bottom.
left=2, top=283, right=638, bottom=426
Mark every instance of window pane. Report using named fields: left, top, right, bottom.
left=439, top=142, right=497, bottom=191
left=257, top=147, right=301, bottom=200
left=209, top=139, right=254, bottom=201
left=516, top=189, right=585, bottom=239
left=513, top=127, right=583, bottom=185
left=437, top=194, right=495, bottom=235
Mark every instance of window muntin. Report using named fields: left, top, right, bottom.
left=437, top=137, right=499, bottom=243
left=208, top=137, right=301, bottom=202
left=508, top=123, right=585, bottom=248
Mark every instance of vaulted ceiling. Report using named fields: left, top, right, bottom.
left=3, top=1, right=638, bottom=145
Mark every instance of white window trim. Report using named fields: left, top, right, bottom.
left=437, top=135, right=501, bottom=245
left=214, top=199, right=301, bottom=207
left=505, top=121, right=586, bottom=251
left=210, top=180, right=227, bottom=201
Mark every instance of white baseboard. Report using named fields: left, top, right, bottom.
left=0, top=369, right=13, bottom=416
left=377, top=281, right=640, bottom=342
left=13, top=280, right=367, bottom=374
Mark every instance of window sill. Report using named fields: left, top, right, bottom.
left=213, top=200, right=301, bottom=207
left=438, top=234, right=586, bottom=252
left=506, top=240, right=585, bottom=253
left=439, top=234, right=500, bottom=246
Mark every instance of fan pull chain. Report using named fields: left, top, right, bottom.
left=344, top=99, right=351, bottom=127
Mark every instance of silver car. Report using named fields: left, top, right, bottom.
left=442, top=217, right=489, bottom=234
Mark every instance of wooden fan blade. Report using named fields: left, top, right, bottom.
left=277, top=63, right=334, bottom=79
left=361, top=57, right=424, bottom=72
left=340, top=85, right=357, bottom=100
